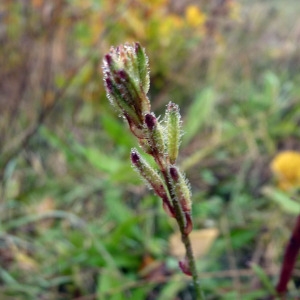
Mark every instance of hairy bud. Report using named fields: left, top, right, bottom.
left=169, top=166, right=192, bottom=213
left=135, top=42, right=150, bottom=94
left=145, top=113, right=165, bottom=161
left=130, top=149, right=168, bottom=199
left=165, top=102, right=182, bottom=164
left=102, top=43, right=151, bottom=134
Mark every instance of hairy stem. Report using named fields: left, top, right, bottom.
left=103, top=43, right=206, bottom=299
left=162, top=170, right=205, bottom=300
left=182, top=230, right=205, bottom=300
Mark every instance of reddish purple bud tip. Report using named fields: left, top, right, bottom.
left=184, top=212, right=193, bottom=235
left=169, top=166, right=179, bottom=182
left=105, top=78, right=113, bottom=93
left=179, top=258, right=192, bottom=276
left=117, top=69, right=128, bottom=81
left=145, top=113, right=157, bottom=130
left=105, top=54, right=113, bottom=66
left=131, top=150, right=140, bottom=164
left=134, top=42, right=141, bottom=54
left=167, top=102, right=177, bottom=111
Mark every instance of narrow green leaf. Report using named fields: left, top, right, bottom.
left=101, top=113, right=134, bottom=147
left=157, top=275, right=186, bottom=300
left=96, top=269, right=126, bottom=300
left=262, top=186, right=300, bottom=215
left=78, top=146, right=120, bottom=174
left=251, top=263, right=277, bottom=296
left=183, top=88, right=217, bottom=145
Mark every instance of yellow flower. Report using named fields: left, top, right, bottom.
left=270, top=151, right=300, bottom=191
left=159, top=14, right=184, bottom=40
left=185, top=5, right=206, bottom=28
left=228, top=1, right=241, bottom=22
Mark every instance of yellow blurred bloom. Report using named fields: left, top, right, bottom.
left=143, top=0, right=168, bottom=9
left=185, top=5, right=206, bottom=28
left=123, top=8, right=146, bottom=39
left=270, top=151, right=300, bottom=191
left=159, top=14, right=184, bottom=39
left=228, top=1, right=241, bottom=21
left=90, top=14, right=104, bottom=43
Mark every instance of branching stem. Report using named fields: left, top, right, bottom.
left=161, top=170, right=205, bottom=300
left=103, top=42, right=206, bottom=299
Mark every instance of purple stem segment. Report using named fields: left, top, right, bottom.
left=276, top=214, right=300, bottom=296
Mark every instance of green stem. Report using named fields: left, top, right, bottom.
left=162, top=170, right=205, bottom=300
left=182, top=229, right=205, bottom=300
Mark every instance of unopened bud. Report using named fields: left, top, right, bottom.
left=135, top=43, right=150, bottom=94
left=145, top=113, right=157, bottom=130
left=103, top=76, right=142, bottom=129
left=130, top=149, right=168, bottom=200
left=169, top=166, right=192, bottom=213
left=145, top=113, right=165, bottom=159
left=179, top=257, right=192, bottom=276
left=102, top=43, right=151, bottom=129
left=105, top=77, right=114, bottom=93
left=104, top=54, right=113, bottom=66
left=165, top=102, right=182, bottom=164
left=131, top=150, right=140, bottom=165
left=169, top=165, right=179, bottom=181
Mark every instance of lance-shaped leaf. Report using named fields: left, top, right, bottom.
left=165, top=102, right=182, bottom=164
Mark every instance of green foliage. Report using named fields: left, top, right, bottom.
left=183, top=88, right=217, bottom=145
left=251, top=263, right=277, bottom=296
left=262, top=186, right=300, bottom=215
left=1, top=0, right=300, bottom=299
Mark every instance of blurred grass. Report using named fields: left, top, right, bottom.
left=1, top=0, right=300, bottom=299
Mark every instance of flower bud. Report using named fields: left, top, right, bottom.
left=104, top=77, right=142, bottom=128
left=135, top=43, right=150, bottom=94
left=179, top=257, right=192, bottom=276
left=145, top=113, right=165, bottom=159
left=169, top=166, right=192, bottom=213
left=130, top=149, right=168, bottom=200
left=165, top=102, right=182, bottom=164
left=102, top=43, right=151, bottom=132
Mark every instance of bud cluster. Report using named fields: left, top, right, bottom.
left=102, top=43, right=150, bottom=138
left=102, top=42, right=194, bottom=256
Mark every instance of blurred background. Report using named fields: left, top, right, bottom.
left=1, top=0, right=300, bottom=299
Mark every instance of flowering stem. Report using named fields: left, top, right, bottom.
left=182, top=231, right=205, bottom=300
left=102, top=42, right=206, bottom=299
